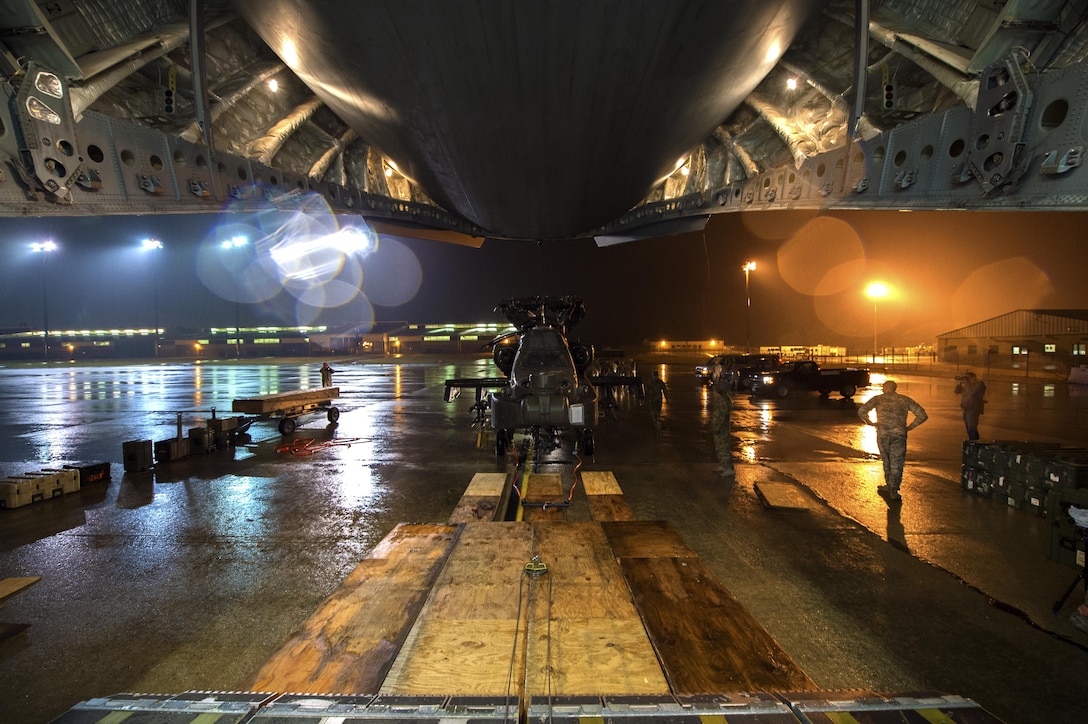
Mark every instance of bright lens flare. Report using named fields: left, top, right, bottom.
left=866, top=281, right=889, bottom=300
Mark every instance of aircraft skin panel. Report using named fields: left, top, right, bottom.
left=230, top=0, right=825, bottom=239
left=3, top=52, right=1088, bottom=235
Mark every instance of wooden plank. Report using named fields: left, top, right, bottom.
left=381, top=522, right=534, bottom=695
left=448, top=496, right=500, bottom=523
left=464, top=472, right=508, bottom=497
left=586, top=494, right=636, bottom=522
left=449, top=473, right=507, bottom=523
left=524, top=523, right=669, bottom=696
left=521, top=474, right=565, bottom=522
left=580, top=470, right=622, bottom=495
left=600, top=520, right=696, bottom=559
left=232, top=387, right=339, bottom=414
left=581, top=471, right=636, bottom=521
left=755, top=482, right=813, bottom=510
left=245, top=523, right=459, bottom=694
left=0, top=576, right=40, bottom=604
left=615, top=556, right=817, bottom=695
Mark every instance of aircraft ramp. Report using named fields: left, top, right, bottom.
left=52, top=471, right=1000, bottom=723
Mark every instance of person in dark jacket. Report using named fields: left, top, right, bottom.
left=320, top=362, right=337, bottom=387
left=954, top=370, right=986, bottom=441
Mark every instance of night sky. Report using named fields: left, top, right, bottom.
left=1, top=208, right=1086, bottom=352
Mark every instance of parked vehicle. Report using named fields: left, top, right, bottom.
left=695, top=353, right=782, bottom=389
left=749, top=360, right=869, bottom=399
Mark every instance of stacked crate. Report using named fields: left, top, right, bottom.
left=961, top=441, right=1088, bottom=566
left=0, top=467, right=81, bottom=509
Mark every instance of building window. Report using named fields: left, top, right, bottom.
left=253, top=338, right=280, bottom=344
left=1074, top=343, right=1087, bottom=356
left=1044, top=343, right=1056, bottom=353
left=967, top=345, right=977, bottom=355
left=1012, top=346, right=1028, bottom=355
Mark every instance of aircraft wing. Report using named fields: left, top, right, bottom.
left=443, top=377, right=509, bottom=403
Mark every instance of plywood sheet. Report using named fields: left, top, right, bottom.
left=616, top=556, right=816, bottom=694
left=449, top=473, right=508, bottom=523
left=600, top=520, right=696, bottom=559
left=464, top=472, right=508, bottom=497
left=580, top=471, right=622, bottom=495
left=381, top=522, right=535, bottom=695
left=521, top=474, right=566, bottom=522
left=448, top=496, right=500, bottom=523
left=232, top=387, right=339, bottom=414
left=755, top=482, right=813, bottom=510
left=0, top=576, right=40, bottom=604
left=524, top=522, right=669, bottom=696
left=245, top=523, right=459, bottom=694
left=586, top=494, right=636, bottom=522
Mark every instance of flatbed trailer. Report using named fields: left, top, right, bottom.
left=231, top=387, right=341, bottom=435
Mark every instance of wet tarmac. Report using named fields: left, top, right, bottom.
left=1, top=358, right=1087, bottom=723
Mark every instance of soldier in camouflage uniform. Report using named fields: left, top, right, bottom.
left=711, top=382, right=734, bottom=476
left=857, top=379, right=928, bottom=501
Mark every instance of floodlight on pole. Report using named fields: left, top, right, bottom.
left=31, top=241, right=57, bottom=362
left=742, top=261, right=756, bottom=353
left=865, top=281, right=889, bottom=365
left=142, top=238, right=163, bottom=357
left=220, top=236, right=248, bottom=358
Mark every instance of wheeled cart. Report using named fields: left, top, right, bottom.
left=232, top=387, right=341, bottom=435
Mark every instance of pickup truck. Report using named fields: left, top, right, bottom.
left=749, top=360, right=869, bottom=399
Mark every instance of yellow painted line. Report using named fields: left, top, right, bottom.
left=95, top=713, right=132, bottom=724
left=515, top=448, right=532, bottom=522
left=916, top=708, right=958, bottom=724
left=824, top=713, right=861, bottom=724
left=191, top=714, right=227, bottom=724
left=578, top=718, right=605, bottom=724
left=697, top=715, right=727, bottom=723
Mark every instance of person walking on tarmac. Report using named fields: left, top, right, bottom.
left=857, top=379, right=928, bottom=502
left=319, top=362, right=337, bottom=388
left=954, top=370, right=986, bottom=441
left=645, top=370, right=669, bottom=430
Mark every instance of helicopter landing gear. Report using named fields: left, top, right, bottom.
left=580, top=428, right=594, bottom=455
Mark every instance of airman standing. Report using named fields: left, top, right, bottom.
left=857, top=379, right=928, bottom=502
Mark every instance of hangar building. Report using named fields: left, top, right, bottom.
left=937, top=309, right=1088, bottom=374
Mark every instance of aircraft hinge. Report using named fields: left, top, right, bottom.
left=950, top=162, right=974, bottom=184
left=895, top=169, right=917, bottom=189
left=229, top=184, right=247, bottom=200
left=852, top=176, right=869, bottom=193
left=188, top=179, right=211, bottom=198
left=1039, top=146, right=1083, bottom=175
left=137, top=174, right=163, bottom=195
left=75, top=168, right=101, bottom=190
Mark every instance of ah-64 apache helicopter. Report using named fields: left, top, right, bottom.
left=444, top=295, right=644, bottom=455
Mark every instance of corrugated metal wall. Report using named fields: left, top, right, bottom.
left=940, top=310, right=1088, bottom=340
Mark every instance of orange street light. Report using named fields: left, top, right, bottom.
left=865, top=281, right=890, bottom=364
left=742, top=261, right=757, bottom=352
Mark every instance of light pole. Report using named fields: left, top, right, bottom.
left=742, top=261, right=756, bottom=353
left=142, top=238, right=163, bottom=357
left=865, top=281, right=889, bottom=365
left=32, top=241, right=57, bottom=362
left=221, top=236, right=248, bottom=358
